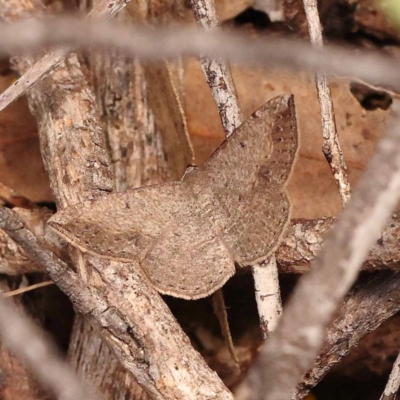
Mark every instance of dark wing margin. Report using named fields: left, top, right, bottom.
left=207, top=95, right=299, bottom=265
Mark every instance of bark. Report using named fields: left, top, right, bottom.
left=245, top=100, right=400, bottom=400
left=294, top=271, right=400, bottom=398
left=0, top=1, right=233, bottom=399
left=0, top=280, right=48, bottom=400
left=189, top=0, right=243, bottom=138
left=380, top=350, right=400, bottom=400
left=302, top=0, right=351, bottom=205
left=4, top=214, right=400, bottom=276
left=276, top=215, right=400, bottom=274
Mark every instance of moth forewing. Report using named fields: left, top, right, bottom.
left=48, top=94, right=299, bottom=299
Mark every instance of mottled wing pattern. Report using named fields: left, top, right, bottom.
left=218, top=95, right=297, bottom=264
left=141, top=211, right=235, bottom=299
left=48, top=94, right=298, bottom=299
left=212, top=189, right=291, bottom=265
left=258, top=94, right=298, bottom=191
left=183, top=98, right=275, bottom=192
left=185, top=95, right=298, bottom=265
left=48, top=182, right=235, bottom=299
left=48, top=183, right=185, bottom=261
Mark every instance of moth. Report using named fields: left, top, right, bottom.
left=48, top=94, right=299, bottom=300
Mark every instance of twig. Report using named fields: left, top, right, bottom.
left=244, top=98, right=400, bottom=400
left=380, top=350, right=400, bottom=400
left=293, top=270, right=400, bottom=398
left=253, top=0, right=284, bottom=21
left=4, top=213, right=400, bottom=276
left=2, top=280, right=54, bottom=297
left=0, top=0, right=130, bottom=111
left=0, top=20, right=400, bottom=90
left=276, top=215, right=400, bottom=274
left=189, top=0, right=243, bottom=137
left=212, top=289, right=240, bottom=367
left=252, top=257, right=282, bottom=340
left=5, top=211, right=400, bottom=276
left=2, top=1, right=234, bottom=397
left=302, top=0, right=351, bottom=205
left=0, top=206, right=64, bottom=275
left=190, top=0, right=282, bottom=341
left=0, top=207, right=98, bottom=400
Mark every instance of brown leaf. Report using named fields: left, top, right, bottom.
left=184, top=60, right=389, bottom=218
left=0, top=72, right=52, bottom=202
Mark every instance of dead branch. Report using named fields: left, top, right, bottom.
left=0, top=229, right=44, bottom=275
left=292, top=271, right=400, bottom=398
left=244, top=98, right=400, bottom=400
left=189, top=0, right=243, bottom=137
left=0, top=2, right=234, bottom=398
left=302, top=0, right=351, bottom=205
left=0, top=205, right=169, bottom=399
left=71, top=6, right=188, bottom=398
left=276, top=215, right=400, bottom=273
left=3, top=212, right=400, bottom=276
left=252, top=257, right=282, bottom=340
left=0, top=0, right=130, bottom=111
left=0, top=19, right=400, bottom=91
left=0, top=206, right=63, bottom=275
left=189, top=0, right=283, bottom=340
left=380, top=350, right=400, bottom=400
left=0, top=207, right=97, bottom=400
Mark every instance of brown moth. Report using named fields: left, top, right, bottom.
left=48, top=94, right=299, bottom=300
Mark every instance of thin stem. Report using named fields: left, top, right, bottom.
left=246, top=100, right=400, bottom=400
left=252, top=256, right=282, bottom=339
left=0, top=21, right=399, bottom=95
left=0, top=206, right=98, bottom=400
left=2, top=280, right=54, bottom=297
left=380, top=351, right=400, bottom=400
left=302, top=0, right=351, bottom=205
left=0, top=0, right=129, bottom=111
left=190, top=0, right=243, bottom=137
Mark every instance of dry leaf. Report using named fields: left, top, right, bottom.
left=184, top=60, right=389, bottom=218
left=0, top=72, right=52, bottom=202
left=144, top=62, right=194, bottom=180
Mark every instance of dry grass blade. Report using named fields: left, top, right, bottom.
left=2, top=280, right=54, bottom=297
left=245, top=99, right=400, bottom=400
